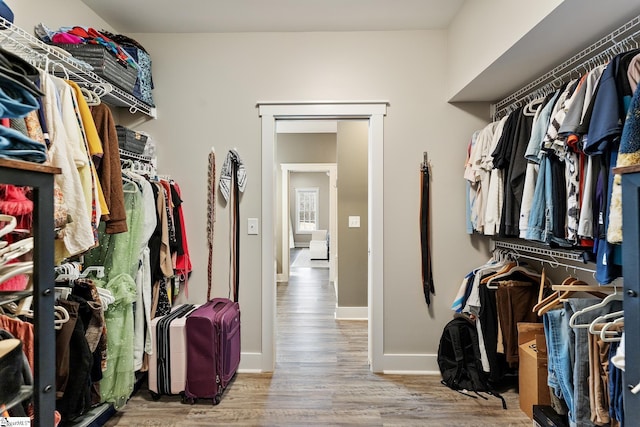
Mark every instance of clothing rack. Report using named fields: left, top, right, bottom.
left=492, top=15, right=640, bottom=119
left=0, top=16, right=156, bottom=118
left=492, top=240, right=596, bottom=274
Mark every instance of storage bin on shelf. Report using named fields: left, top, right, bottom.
left=116, top=125, right=147, bottom=154
left=53, top=43, right=138, bottom=93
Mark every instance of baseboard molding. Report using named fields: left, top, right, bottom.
left=238, top=352, right=264, bottom=373
left=335, top=306, right=368, bottom=320
left=294, top=242, right=310, bottom=248
left=382, top=353, right=441, bottom=375
left=276, top=273, right=287, bottom=283
left=238, top=351, right=441, bottom=375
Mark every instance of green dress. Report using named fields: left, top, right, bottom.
left=85, top=183, right=144, bottom=408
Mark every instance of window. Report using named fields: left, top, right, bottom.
left=295, top=188, right=319, bottom=233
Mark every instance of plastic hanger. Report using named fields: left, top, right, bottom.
left=0, top=237, right=33, bottom=266
left=80, top=87, right=101, bottom=106
left=0, top=261, right=33, bottom=285
left=53, top=305, right=69, bottom=330
left=587, top=310, right=624, bottom=335
left=484, top=263, right=541, bottom=289
left=80, top=266, right=105, bottom=279
left=0, top=214, right=17, bottom=239
left=569, top=290, right=624, bottom=328
left=598, top=316, right=624, bottom=342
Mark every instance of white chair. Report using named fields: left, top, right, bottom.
left=309, top=230, right=328, bottom=260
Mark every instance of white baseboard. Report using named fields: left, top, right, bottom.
left=276, top=274, right=287, bottom=283
left=238, top=352, right=264, bottom=373
left=238, top=351, right=441, bottom=375
left=335, top=306, right=368, bottom=320
left=382, top=353, right=441, bottom=375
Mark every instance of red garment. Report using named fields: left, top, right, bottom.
left=173, top=182, right=192, bottom=278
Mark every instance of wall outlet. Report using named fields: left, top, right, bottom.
left=248, top=218, right=259, bottom=235
left=348, top=216, right=360, bottom=228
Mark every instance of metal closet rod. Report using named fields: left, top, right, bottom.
left=492, top=240, right=596, bottom=273
left=492, top=15, right=640, bottom=118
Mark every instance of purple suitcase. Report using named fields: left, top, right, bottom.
left=184, top=298, right=241, bottom=404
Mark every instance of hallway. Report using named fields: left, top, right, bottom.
left=105, top=262, right=530, bottom=426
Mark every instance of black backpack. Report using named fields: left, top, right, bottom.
left=437, top=315, right=506, bottom=409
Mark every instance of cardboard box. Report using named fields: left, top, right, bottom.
left=518, top=323, right=551, bottom=419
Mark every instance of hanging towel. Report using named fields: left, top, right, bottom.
left=219, top=148, right=246, bottom=203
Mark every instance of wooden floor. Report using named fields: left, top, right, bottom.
left=105, top=262, right=531, bottom=426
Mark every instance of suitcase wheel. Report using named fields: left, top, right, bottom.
left=150, top=391, right=161, bottom=401
left=182, top=396, right=196, bottom=405
left=213, top=395, right=221, bottom=405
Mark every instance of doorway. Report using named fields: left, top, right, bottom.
left=280, top=163, right=337, bottom=284
left=258, top=101, right=387, bottom=373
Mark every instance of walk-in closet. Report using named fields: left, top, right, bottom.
left=2, top=1, right=640, bottom=426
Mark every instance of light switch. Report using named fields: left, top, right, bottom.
left=248, top=218, right=259, bottom=235
left=348, top=216, right=360, bottom=228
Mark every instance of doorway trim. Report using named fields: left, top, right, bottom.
left=258, top=101, right=387, bottom=372
left=280, top=163, right=337, bottom=284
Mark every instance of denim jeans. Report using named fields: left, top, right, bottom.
left=544, top=309, right=575, bottom=417
left=0, top=124, right=47, bottom=163
left=609, top=340, right=624, bottom=424
left=526, top=153, right=550, bottom=241
left=565, top=298, right=623, bottom=427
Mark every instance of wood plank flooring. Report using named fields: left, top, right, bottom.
left=105, top=262, right=531, bottom=426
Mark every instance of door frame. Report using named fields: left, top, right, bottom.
left=280, top=163, right=337, bottom=284
left=258, top=101, right=387, bottom=372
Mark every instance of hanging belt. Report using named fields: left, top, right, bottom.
left=207, top=149, right=216, bottom=301
left=420, top=159, right=435, bottom=306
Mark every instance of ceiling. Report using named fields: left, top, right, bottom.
left=80, top=0, right=465, bottom=33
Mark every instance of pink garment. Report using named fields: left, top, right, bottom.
left=52, top=33, right=83, bottom=44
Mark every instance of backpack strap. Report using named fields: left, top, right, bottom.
left=468, top=324, right=508, bottom=410
left=447, top=322, right=466, bottom=388
left=466, top=323, right=487, bottom=392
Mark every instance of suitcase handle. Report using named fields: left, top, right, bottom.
left=205, top=298, right=230, bottom=311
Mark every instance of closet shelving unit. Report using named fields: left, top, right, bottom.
left=0, top=19, right=159, bottom=426
left=0, top=16, right=157, bottom=119
left=0, top=158, right=60, bottom=427
left=488, top=14, right=640, bottom=423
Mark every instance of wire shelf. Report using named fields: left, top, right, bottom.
left=0, top=17, right=157, bottom=118
left=493, top=239, right=596, bottom=274
left=493, top=15, right=640, bottom=118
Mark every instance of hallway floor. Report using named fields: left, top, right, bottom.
left=104, top=264, right=530, bottom=426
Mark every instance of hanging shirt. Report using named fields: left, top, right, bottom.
left=40, top=71, right=95, bottom=260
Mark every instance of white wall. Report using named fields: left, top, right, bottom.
left=447, top=0, right=640, bottom=102
left=447, top=0, right=563, bottom=101
left=9, top=0, right=115, bottom=34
